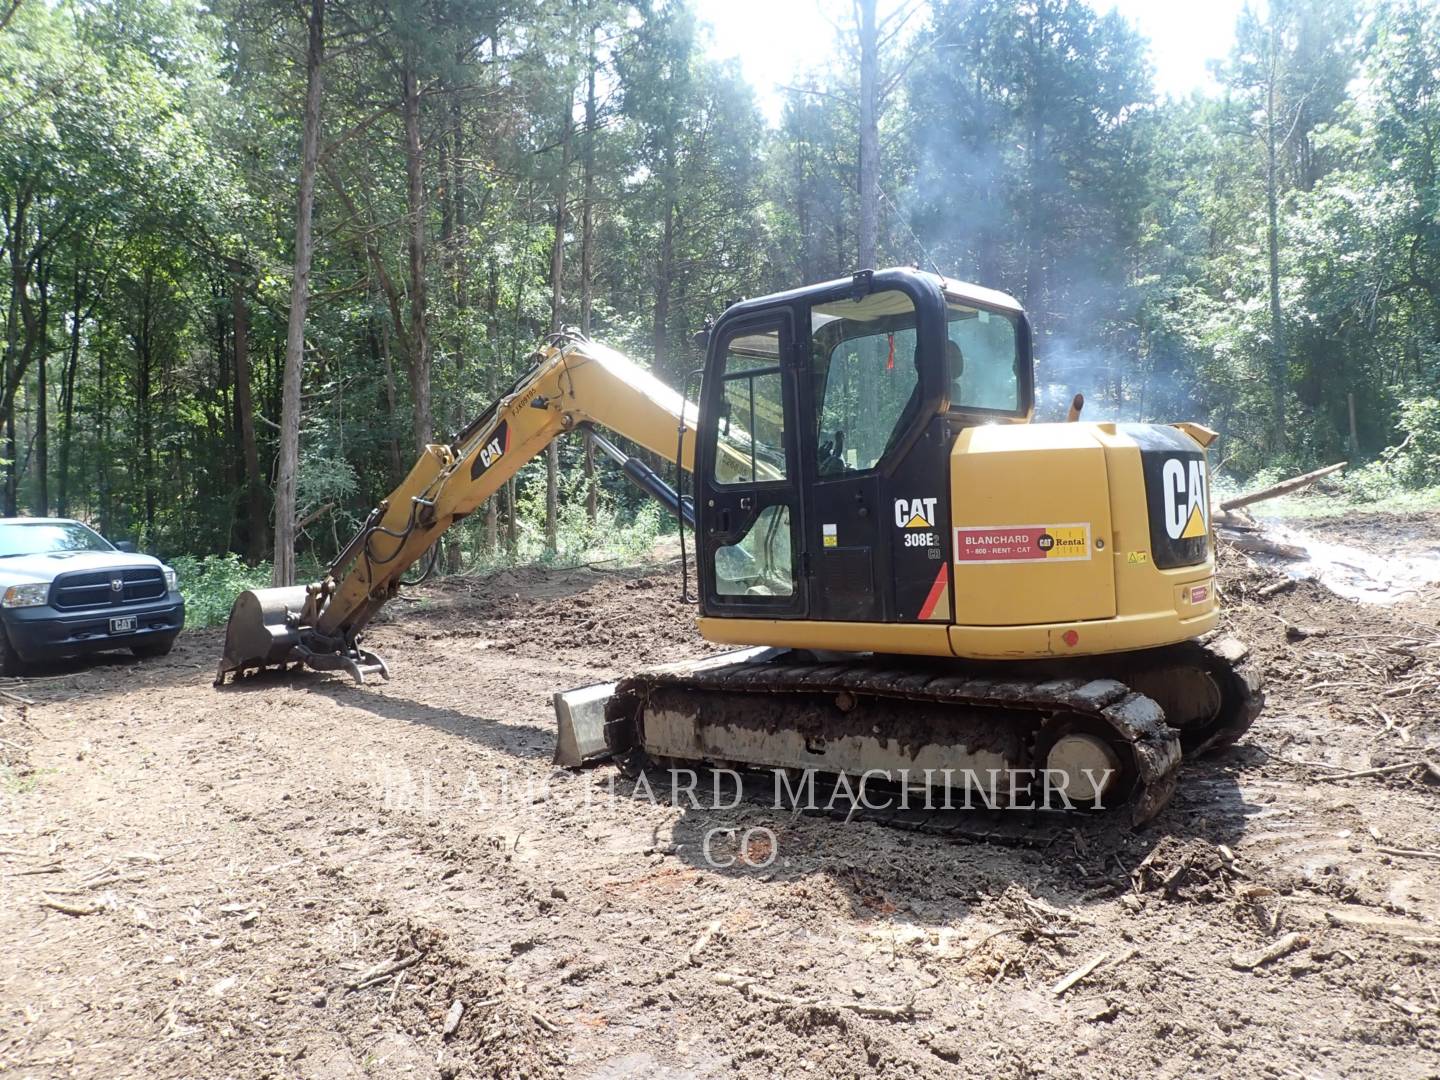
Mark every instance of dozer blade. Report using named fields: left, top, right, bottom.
left=215, top=586, right=309, bottom=685
left=552, top=646, right=782, bottom=767
left=552, top=681, right=618, bottom=767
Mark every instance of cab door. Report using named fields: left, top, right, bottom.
left=802, top=285, right=939, bottom=622
left=697, top=310, right=806, bottom=619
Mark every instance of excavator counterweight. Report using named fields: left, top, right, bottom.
left=217, top=268, right=1262, bottom=824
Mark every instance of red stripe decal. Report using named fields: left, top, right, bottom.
left=917, top=562, right=949, bottom=621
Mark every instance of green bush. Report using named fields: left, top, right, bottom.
left=170, top=554, right=275, bottom=629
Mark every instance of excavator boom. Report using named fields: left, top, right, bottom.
left=215, top=333, right=698, bottom=685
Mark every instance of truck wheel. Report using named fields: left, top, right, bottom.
left=132, top=637, right=176, bottom=660
left=0, top=626, right=25, bottom=677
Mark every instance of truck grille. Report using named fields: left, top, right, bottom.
left=51, top=568, right=167, bottom=611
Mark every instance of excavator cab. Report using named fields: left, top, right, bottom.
left=694, top=267, right=1033, bottom=627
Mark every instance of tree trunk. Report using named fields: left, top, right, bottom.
left=653, top=137, right=676, bottom=374
left=483, top=260, right=500, bottom=551
left=1265, top=36, right=1287, bottom=454
left=856, top=0, right=879, bottom=270
left=545, top=94, right=573, bottom=556
left=581, top=34, right=598, bottom=525
left=3, top=190, right=29, bottom=517
left=504, top=476, right=517, bottom=553
left=403, top=49, right=431, bottom=456
left=34, top=248, right=48, bottom=515
left=136, top=269, right=155, bottom=540
left=57, top=260, right=85, bottom=517
left=273, top=0, right=324, bottom=587
left=231, top=269, right=266, bottom=561
left=96, top=338, right=109, bottom=534
left=1023, top=1, right=1047, bottom=320
left=368, top=315, right=403, bottom=479
left=443, top=83, right=467, bottom=572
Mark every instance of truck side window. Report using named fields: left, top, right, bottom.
left=810, top=290, right=919, bottom=474
left=712, top=328, right=787, bottom=485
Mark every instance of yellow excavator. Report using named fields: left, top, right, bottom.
left=217, top=268, right=1261, bottom=824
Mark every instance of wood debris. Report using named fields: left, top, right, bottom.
left=1051, top=952, right=1110, bottom=997
left=1231, top=932, right=1308, bottom=971
left=1220, top=461, right=1347, bottom=511
left=40, top=896, right=104, bottom=916
left=442, top=999, right=465, bottom=1038
left=346, top=952, right=422, bottom=991
left=712, top=971, right=921, bottom=1020
left=687, top=919, right=722, bottom=965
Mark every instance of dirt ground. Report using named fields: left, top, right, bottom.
left=3, top=515, right=1440, bottom=1079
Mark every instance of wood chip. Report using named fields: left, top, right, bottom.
left=1316, top=761, right=1422, bottom=781
left=1051, top=952, right=1109, bottom=997
left=442, top=999, right=464, bottom=1038
left=1376, top=846, right=1440, bottom=863
left=1231, top=932, right=1307, bottom=971
left=1326, top=909, right=1436, bottom=938
left=39, top=896, right=103, bottom=916
left=688, top=919, right=722, bottom=964
left=346, top=952, right=422, bottom=991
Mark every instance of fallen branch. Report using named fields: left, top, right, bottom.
left=1051, top=952, right=1109, bottom=997
left=40, top=896, right=104, bottom=916
left=0, top=688, right=35, bottom=706
left=1325, top=908, right=1435, bottom=937
left=712, top=971, right=920, bottom=1020
left=1316, top=761, right=1422, bottom=782
left=346, top=952, right=422, bottom=991
left=1230, top=932, right=1307, bottom=971
left=295, top=502, right=335, bottom=531
left=1220, top=461, right=1348, bottom=511
left=1257, top=579, right=1296, bottom=599
left=1222, top=533, right=1308, bottom=560
left=1376, top=846, right=1440, bottom=863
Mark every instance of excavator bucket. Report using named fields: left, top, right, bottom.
left=214, top=586, right=309, bottom=686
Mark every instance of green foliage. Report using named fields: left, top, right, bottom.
left=2, top=0, right=1440, bottom=592
left=169, top=554, right=274, bottom=628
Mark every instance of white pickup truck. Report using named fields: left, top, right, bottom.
left=0, top=518, right=185, bottom=675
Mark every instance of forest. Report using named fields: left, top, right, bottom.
left=2, top=0, right=1438, bottom=590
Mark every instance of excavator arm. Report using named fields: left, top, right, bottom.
left=216, top=333, right=702, bottom=685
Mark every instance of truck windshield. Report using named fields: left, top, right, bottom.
left=0, top=522, right=113, bottom=557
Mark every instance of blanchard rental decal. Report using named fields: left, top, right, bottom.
left=954, top=523, right=1092, bottom=563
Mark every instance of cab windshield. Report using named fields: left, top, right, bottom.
left=946, top=299, right=1022, bottom=413
left=0, top=521, right=113, bottom=558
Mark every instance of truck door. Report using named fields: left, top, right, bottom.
left=697, top=311, right=806, bottom=619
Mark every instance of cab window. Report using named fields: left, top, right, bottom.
left=810, top=290, right=920, bottom=474
left=712, top=327, right=788, bottom=485
left=946, top=301, right=1021, bottom=413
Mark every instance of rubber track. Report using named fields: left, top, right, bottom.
left=610, top=659, right=1185, bottom=826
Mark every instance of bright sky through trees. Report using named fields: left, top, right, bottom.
left=695, top=0, right=1253, bottom=122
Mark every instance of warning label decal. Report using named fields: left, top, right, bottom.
left=954, top=523, right=1092, bottom=564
